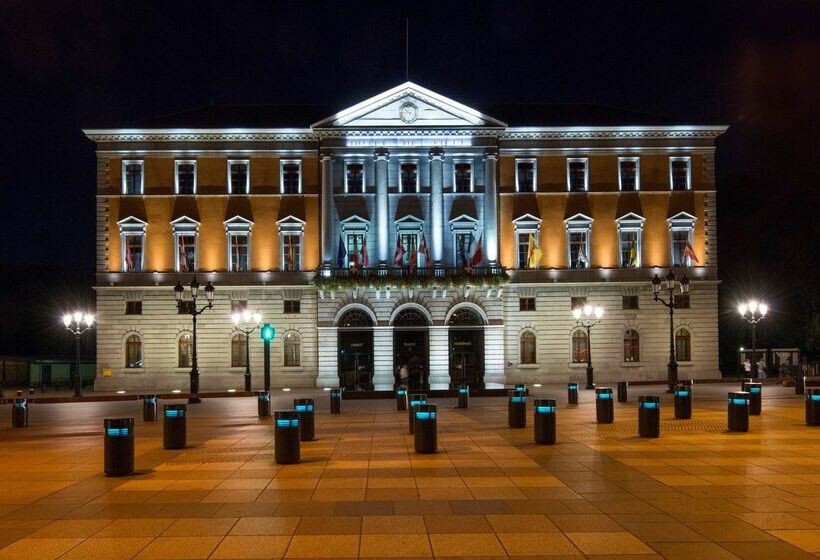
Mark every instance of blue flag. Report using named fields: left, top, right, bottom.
left=337, top=235, right=346, bottom=268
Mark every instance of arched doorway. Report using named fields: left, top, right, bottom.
left=448, top=307, right=485, bottom=388
left=392, top=307, right=430, bottom=391
left=337, top=309, right=374, bottom=391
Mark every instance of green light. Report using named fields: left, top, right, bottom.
left=260, top=323, right=275, bottom=341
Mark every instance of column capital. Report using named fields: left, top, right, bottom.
left=429, top=147, right=445, bottom=161
left=374, top=148, right=389, bottom=161
left=320, top=153, right=334, bottom=162
left=483, top=151, right=498, bottom=161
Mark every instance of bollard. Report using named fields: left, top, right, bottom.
left=408, top=393, right=427, bottom=434
left=414, top=403, right=438, bottom=454
left=796, top=375, right=805, bottom=395
left=728, top=391, right=750, bottom=432
left=515, top=383, right=529, bottom=396
left=294, top=398, right=315, bottom=441
left=16, top=389, right=22, bottom=397
left=567, top=382, right=579, bottom=405
left=104, top=418, right=135, bottom=477
left=741, top=377, right=753, bottom=391
left=638, top=396, right=660, bottom=438
left=617, top=381, right=628, bottom=403
left=274, top=410, right=300, bottom=464
left=806, top=388, right=820, bottom=426
left=533, top=398, right=556, bottom=444
left=163, top=404, right=187, bottom=449
left=396, top=387, right=407, bottom=411
left=457, top=385, right=469, bottom=409
left=257, top=391, right=271, bottom=418
left=595, top=387, right=614, bottom=423
left=143, top=395, right=157, bottom=422
left=28, top=388, right=35, bottom=396
left=329, top=388, right=342, bottom=414
left=508, top=390, right=527, bottom=428
left=673, top=384, right=692, bottom=419
left=746, top=382, right=762, bottom=415
left=11, top=398, right=28, bottom=428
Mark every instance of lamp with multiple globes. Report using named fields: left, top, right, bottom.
left=572, top=304, right=604, bottom=390
left=62, top=312, right=95, bottom=397
left=174, top=277, right=215, bottom=401
left=738, top=299, right=768, bottom=376
left=232, top=309, right=262, bottom=391
left=652, top=270, right=691, bottom=391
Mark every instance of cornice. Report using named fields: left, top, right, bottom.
left=501, top=126, right=728, bottom=141
left=83, top=129, right=316, bottom=143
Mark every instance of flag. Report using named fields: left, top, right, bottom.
left=337, top=235, right=346, bottom=269
left=463, top=233, right=474, bottom=271
left=360, top=236, right=369, bottom=268
left=178, top=236, right=188, bottom=272
left=418, top=234, right=430, bottom=267
left=527, top=233, right=542, bottom=269
left=469, top=234, right=484, bottom=268
left=124, top=237, right=133, bottom=271
left=350, top=236, right=359, bottom=271
left=526, top=233, right=535, bottom=269
left=683, top=241, right=699, bottom=264
left=576, top=246, right=588, bottom=268
left=393, top=235, right=405, bottom=266
left=287, top=238, right=295, bottom=270
left=628, top=245, right=638, bottom=268
left=409, top=245, right=417, bottom=273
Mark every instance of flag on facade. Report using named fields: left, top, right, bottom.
left=350, top=236, right=359, bottom=271
left=527, top=233, right=542, bottom=269
left=462, top=233, right=474, bottom=271
left=360, top=236, right=368, bottom=268
left=124, top=237, right=133, bottom=271
left=683, top=241, right=699, bottom=264
left=409, top=245, right=418, bottom=273
left=577, top=246, right=589, bottom=268
left=628, top=245, right=638, bottom=267
left=337, top=235, right=346, bottom=269
left=287, top=238, right=295, bottom=270
left=393, top=235, right=405, bottom=266
left=469, top=234, right=484, bottom=268
left=418, top=234, right=430, bottom=267
left=178, top=236, right=187, bottom=272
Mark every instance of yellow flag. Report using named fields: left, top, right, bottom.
left=528, top=234, right=541, bottom=269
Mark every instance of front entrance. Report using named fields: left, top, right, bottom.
left=392, top=307, right=430, bottom=390
left=337, top=309, right=375, bottom=391
left=447, top=307, right=485, bottom=388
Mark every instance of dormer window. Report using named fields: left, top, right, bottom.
left=516, top=159, right=536, bottom=193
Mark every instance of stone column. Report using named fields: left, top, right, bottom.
left=427, top=325, right=450, bottom=389
left=372, top=326, right=394, bottom=390
left=375, top=149, right=390, bottom=266
left=321, top=155, right=335, bottom=268
left=429, top=148, right=445, bottom=266
left=483, top=153, right=499, bottom=266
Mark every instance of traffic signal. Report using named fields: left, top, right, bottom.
left=260, top=323, right=275, bottom=341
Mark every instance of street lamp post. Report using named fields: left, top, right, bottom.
left=738, top=300, right=768, bottom=377
left=232, top=309, right=262, bottom=392
left=652, top=271, right=691, bottom=391
left=572, top=304, right=604, bottom=390
left=62, top=311, right=94, bottom=397
left=174, top=278, right=215, bottom=402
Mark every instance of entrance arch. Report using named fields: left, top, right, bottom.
left=391, top=306, right=430, bottom=390
left=337, top=308, right=374, bottom=391
left=447, top=306, right=485, bottom=388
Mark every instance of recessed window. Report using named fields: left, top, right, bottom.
left=619, top=230, right=639, bottom=269
left=125, top=301, right=142, bottom=315
left=122, top=234, right=144, bottom=272
left=346, top=233, right=364, bottom=268
left=125, top=335, right=142, bottom=368
left=284, top=300, right=301, bottom=314
left=622, top=295, right=639, bottom=310
left=228, top=160, right=249, bottom=194
left=670, top=157, right=691, bottom=191
left=571, top=296, right=587, bottom=309
left=175, top=161, right=196, bottom=194
left=624, top=330, right=640, bottom=362
left=520, top=331, right=536, bottom=364
left=675, top=328, right=692, bottom=361
left=618, top=158, right=639, bottom=192
left=229, top=233, right=250, bottom=272
left=231, top=333, right=247, bottom=367
left=519, top=297, right=536, bottom=311
left=283, top=332, right=301, bottom=367
left=177, top=301, right=195, bottom=314
left=281, top=160, right=301, bottom=194
left=567, top=158, right=588, bottom=192
left=454, top=162, right=472, bottom=193
left=568, top=230, right=590, bottom=269
left=571, top=330, right=588, bottom=363
left=345, top=162, right=364, bottom=193
left=282, top=234, right=301, bottom=271
left=176, top=234, right=197, bottom=272
left=230, top=300, right=247, bottom=313
left=516, top=233, right=540, bottom=269
left=398, top=233, right=418, bottom=267
left=516, top=159, right=536, bottom=192
left=178, top=333, right=193, bottom=368
left=122, top=161, right=143, bottom=195
left=400, top=163, right=418, bottom=193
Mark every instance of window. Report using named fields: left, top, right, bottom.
left=619, top=230, right=640, bottom=269
left=282, top=234, right=301, bottom=271
left=571, top=330, right=589, bottom=363
left=400, top=163, right=418, bottom=193
left=571, top=296, right=587, bottom=309
left=519, top=297, right=536, bottom=311
left=122, top=161, right=143, bottom=195
left=122, top=234, right=144, bottom=272
left=675, top=294, right=691, bottom=309
left=455, top=232, right=473, bottom=268
left=567, top=158, right=588, bottom=192
left=345, top=162, right=364, bottom=193
left=520, top=331, right=536, bottom=364
left=618, top=158, right=639, bottom=191
left=231, top=333, right=247, bottom=367
left=670, top=157, right=691, bottom=191
left=229, top=234, right=250, bottom=271
left=176, top=234, right=197, bottom=272
left=228, top=160, right=249, bottom=194
left=125, top=301, right=142, bottom=315
left=669, top=213, right=697, bottom=267
left=399, top=233, right=418, bottom=266
left=517, top=233, right=531, bottom=269
left=177, top=301, right=195, bottom=314
left=512, top=214, right=542, bottom=270
left=175, top=161, right=196, bottom=194
left=125, top=335, right=142, bottom=368
left=454, top=161, right=472, bottom=193
left=284, top=300, right=301, bottom=314
left=516, top=159, right=536, bottom=192
left=346, top=233, right=364, bottom=268
left=230, top=300, right=247, bottom=313
left=178, top=333, right=193, bottom=368
left=671, top=230, right=692, bottom=267
left=283, top=332, right=301, bottom=367
left=622, top=295, right=639, bottom=310
left=568, top=231, right=590, bottom=269
left=624, top=330, right=640, bottom=362
left=281, top=160, right=301, bottom=194
left=675, top=328, right=692, bottom=361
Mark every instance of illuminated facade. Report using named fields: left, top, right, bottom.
left=86, top=83, right=725, bottom=391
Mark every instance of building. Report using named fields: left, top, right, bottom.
left=84, top=82, right=726, bottom=392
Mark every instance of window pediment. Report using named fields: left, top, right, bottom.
left=667, top=212, right=697, bottom=229
left=564, top=213, right=594, bottom=230
left=224, top=215, right=253, bottom=233
left=340, top=215, right=370, bottom=232
left=170, top=215, right=200, bottom=233
left=395, top=214, right=424, bottom=232
left=449, top=214, right=478, bottom=232
left=117, top=216, right=147, bottom=233
left=276, top=215, right=306, bottom=234
left=512, top=213, right=542, bottom=232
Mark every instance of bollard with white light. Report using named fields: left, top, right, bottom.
left=533, top=398, right=556, bottom=444
left=260, top=323, right=275, bottom=392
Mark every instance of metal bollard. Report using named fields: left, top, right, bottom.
left=595, top=387, right=614, bottom=423
left=329, top=388, right=342, bottom=414
left=104, top=418, right=135, bottom=477
left=413, top=403, right=438, bottom=454
left=746, top=382, right=762, bottom=415
left=508, top=390, right=527, bottom=428
left=257, top=391, right=271, bottom=417
left=741, top=378, right=753, bottom=391
left=11, top=398, right=28, bottom=428
left=396, top=387, right=407, bottom=411
left=533, top=398, right=556, bottom=444
left=728, top=391, right=750, bottom=432
left=408, top=394, right=427, bottom=434
left=617, top=381, right=628, bottom=403
left=638, top=396, right=660, bottom=438
left=457, top=385, right=469, bottom=409
left=143, top=395, right=157, bottom=422
left=673, top=384, right=692, bottom=419
left=294, top=398, right=315, bottom=441
left=806, top=388, right=820, bottom=426
left=796, top=375, right=805, bottom=395
left=515, top=383, right=529, bottom=396
left=163, top=404, right=187, bottom=449
left=567, top=382, right=579, bottom=405
left=274, top=410, right=300, bottom=464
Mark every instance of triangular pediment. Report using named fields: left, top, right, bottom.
left=312, top=82, right=506, bottom=129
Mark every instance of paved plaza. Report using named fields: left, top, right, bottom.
left=1, top=383, right=820, bottom=559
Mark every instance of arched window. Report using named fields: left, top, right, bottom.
left=448, top=308, right=483, bottom=326
left=675, top=328, right=692, bottom=362
left=178, top=333, right=193, bottom=368
left=231, top=333, right=247, bottom=367
left=571, top=330, right=588, bottom=363
left=125, top=334, right=142, bottom=368
left=338, top=309, right=373, bottom=328
left=283, top=332, right=301, bottom=367
left=520, top=331, right=536, bottom=364
left=623, top=329, right=640, bottom=362
left=392, top=308, right=429, bottom=327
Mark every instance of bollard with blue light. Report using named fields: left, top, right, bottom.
left=508, top=390, right=527, bottom=428
left=143, top=395, right=157, bottom=422
left=294, top=398, right=315, bottom=441
left=796, top=375, right=805, bottom=395
left=104, top=418, right=134, bottom=477
left=617, top=381, right=628, bottom=403
left=457, top=385, right=469, bottom=409
left=533, top=398, right=556, bottom=444
left=396, top=387, right=407, bottom=411
left=595, top=387, right=614, bottom=423
left=746, top=382, right=762, bottom=415
left=257, top=391, right=271, bottom=417
left=408, top=393, right=427, bottom=434
left=567, top=382, right=579, bottom=405
left=805, top=388, right=820, bottom=426
left=638, top=396, right=660, bottom=438
left=163, top=404, right=187, bottom=449
left=515, top=383, right=529, bottom=396
left=414, top=403, right=438, bottom=454
left=741, top=377, right=753, bottom=392
left=330, top=388, right=342, bottom=414
left=728, top=391, right=750, bottom=432
left=11, top=398, right=28, bottom=428
left=673, top=384, right=692, bottom=419
left=274, top=410, right=300, bottom=464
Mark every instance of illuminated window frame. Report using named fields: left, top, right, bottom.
left=344, top=160, right=366, bottom=193
left=618, top=157, right=640, bottom=192
left=566, top=157, right=589, bottom=192
left=669, top=156, right=692, bottom=191
left=227, top=160, right=250, bottom=194
left=515, top=158, right=537, bottom=192
left=174, top=160, right=197, bottom=194
left=121, top=160, right=144, bottom=195
left=280, top=159, right=302, bottom=194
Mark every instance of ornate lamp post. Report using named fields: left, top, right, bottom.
left=738, top=300, right=768, bottom=377
left=232, top=309, right=262, bottom=391
left=652, top=271, right=690, bottom=390
left=572, top=304, right=604, bottom=390
left=174, top=278, right=214, bottom=402
left=62, top=311, right=94, bottom=397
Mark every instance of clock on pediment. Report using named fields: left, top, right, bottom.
left=398, top=102, right=418, bottom=124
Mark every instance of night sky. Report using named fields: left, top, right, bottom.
left=2, top=0, right=819, bottom=368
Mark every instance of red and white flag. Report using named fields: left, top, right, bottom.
left=418, top=234, right=430, bottom=267
left=469, top=234, right=484, bottom=269
left=124, top=237, right=133, bottom=271
left=350, top=236, right=360, bottom=271
left=360, top=236, right=369, bottom=268
left=393, top=235, right=405, bottom=266
left=178, top=236, right=188, bottom=272
left=683, top=241, right=699, bottom=264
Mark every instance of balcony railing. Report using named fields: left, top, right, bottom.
left=314, top=266, right=510, bottom=289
